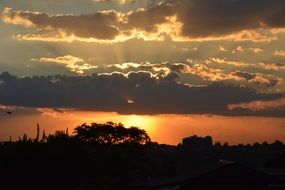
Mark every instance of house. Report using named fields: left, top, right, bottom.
left=180, top=162, right=270, bottom=190
left=133, top=161, right=285, bottom=190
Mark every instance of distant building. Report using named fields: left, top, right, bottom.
left=182, top=135, right=213, bottom=152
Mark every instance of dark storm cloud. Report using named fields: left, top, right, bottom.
left=127, top=2, right=175, bottom=32
left=128, top=0, right=285, bottom=37
left=178, top=0, right=285, bottom=37
left=0, top=72, right=283, bottom=116
left=115, top=0, right=285, bottom=37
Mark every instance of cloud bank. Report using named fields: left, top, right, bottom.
left=0, top=72, right=283, bottom=116
left=3, top=0, right=285, bottom=42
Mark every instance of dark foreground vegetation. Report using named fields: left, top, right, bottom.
left=1, top=122, right=285, bottom=190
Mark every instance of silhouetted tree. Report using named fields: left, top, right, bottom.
left=214, top=142, right=222, bottom=148
left=47, top=131, right=71, bottom=144
left=271, top=140, right=284, bottom=149
left=73, top=122, right=151, bottom=145
left=223, top=142, right=229, bottom=148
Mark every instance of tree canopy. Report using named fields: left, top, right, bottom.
left=73, top=122, right=151, bottom=145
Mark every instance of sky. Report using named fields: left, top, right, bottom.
left=0, top=0, right=285, bottom=145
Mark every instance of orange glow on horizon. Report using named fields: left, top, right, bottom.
left=122, top=114, right=157, bottom=133
left=1, top=111, right=285, bottom=146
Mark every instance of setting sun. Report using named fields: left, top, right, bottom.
left=123, top=115, right=156, bottom=132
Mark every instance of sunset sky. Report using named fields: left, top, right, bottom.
left=0, top=0, right=285, bottom=145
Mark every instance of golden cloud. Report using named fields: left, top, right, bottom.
left=228, top=97, right=285, bottom=111
left=31, top=55, right=97, bottom=74
left=2, top=5, right=281, bottom=43
left=274, top=50, right=285, bottom=57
